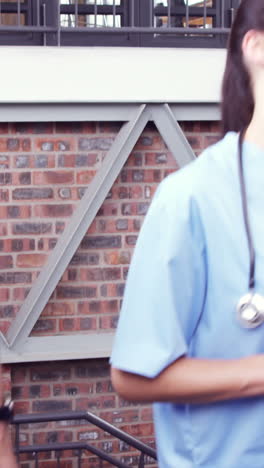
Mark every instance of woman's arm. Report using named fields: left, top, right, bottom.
left=111, top=355, right=264, bottom=404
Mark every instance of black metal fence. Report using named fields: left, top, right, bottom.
left=12, top=410, right=157, bottom=467
left=0, top=0, right=240, bottom=47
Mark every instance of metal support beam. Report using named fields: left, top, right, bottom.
left=7, top=104, right=151, bottom=350
left=0, top=103, right=201, bottom=361
left=0, top=103, right=220, bottom=122
left=152, top=104, right=196, bottom=167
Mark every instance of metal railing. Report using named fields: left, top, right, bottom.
left=0, top=0, right=240, bottom=47
left=12, top=410, right=157, bottom=467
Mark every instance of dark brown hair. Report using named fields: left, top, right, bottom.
left=221, top=0, right=264, bottom=135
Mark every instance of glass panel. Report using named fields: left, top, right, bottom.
left=154, top=1, right=213, bottom=7
left=0, top=13, right=25, bottom=24
left=154, top=0, right=214, bottom=28
left=60, top=0, right=121, bottom=27
left=60, top=0, right=121, bottom=5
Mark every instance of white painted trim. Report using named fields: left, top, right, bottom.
left=0, top=46, right=226, bottom=104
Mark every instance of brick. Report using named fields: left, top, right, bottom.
left=35, top=138, right=74, bottom=152
left=0, top=155, right=9, bottom=169
left=33, top=171, right=74, bottom=185
left=35, top=155, right=55, bottom=168
left=58, top=188, right=71, bottom=199
left=97, top=202, right=119, bottom=216
left=79, top=267, right=121, bottom=282
left=32, top=400, right=72, bottom=412
left=186, top=135, right=203, bottom=150
left=78, top=137, right=114, bottom=151
left=70, top=253, right=99, bottom=266
left=13, top=287, right=30, bottom=300
left=0, top=123, right=8, bottom=134
left=3, top=138, right=31, bottom=151
left=42, top=302, right=75, bottom=317
left=13, top=188, right=53, bottom=200
left=53, top=382, right=94, bottom=397
left=0, top=272, right=32, bottom=283
left=55, top=221, right=65, bottom=234
left=12, top=384, right=51, bottom=400
left=12, top=222, right=52, bottom=235
left=0, top=172, right=12, bottom=185
left=13, top=401, right=30, bottom=415
left=76, top=170, right=96, bottom=184
left=79, top=317, right=97, bottom=330
left=96, top=219, right=116, bottom=233
left=78, top=300, right=118, bottom=315
left=0, top=205, right=31, bottom=219
left=75, top=360, right=109, bottom=378
left=56, top=286, right=97, bottom=299
left=0, top=305, right=16, bottom=318
left=34, top=204, right=73, bottom=217
left=58, top=153, right=97, bottom=167
left=76, top=395, right=116, bottom=410
left=32, top=319, right=56, bottom=333
left=78, top=430, right=100, bottom=441
left=79, top=268, right=103, bottom=282
left=104, top=251, right=131, bottom=265
left=0, top=255, right=13, bottom=269
left=58, top=318, right=75, bottom=332
left=17, top=172, right=31, bottom=185
left=0, top=188, right=8, bottom=201
left=0, top=223, right=7, bottom=235
left=55, top=122, right=96, bottom=134
left=204, top=135, right=221, bottom=147
left=17, top=253, right=47, bottom=268
left=98, top=122, right=122, bottom=133
left=14, top=155, right=30, bottom=168
left=100, top=409, right=139, bottom=424
left=100, top=283, right=125, bottom=298
left=30, top=366, right=71, bottom=381
left=99, top=315, right=119, bottom=329
left=125, top=235, right=138, bottom=246
left=116, top=219, right=128, bottom=230
left=0, top=289, right=9, bottom=301
left=126, top=152, right=143, bottom=167
left=80, top=236, right=121, bottom=249
left=120, top=423, right=154, bottom=438
left=11, top=122, right=54, bottom=134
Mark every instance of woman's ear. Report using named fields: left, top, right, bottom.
left=242, top=30, right=264, bottom=68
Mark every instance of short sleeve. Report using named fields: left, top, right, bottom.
left=110, top=173, right=207, bottom=378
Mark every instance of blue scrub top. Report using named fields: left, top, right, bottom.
left=110, top=132, right=264, bottom=468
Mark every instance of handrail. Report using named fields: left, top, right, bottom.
left=12, top=410, right=157, bottom=467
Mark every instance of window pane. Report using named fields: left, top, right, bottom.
left=60, top=0, right=121, bottom=5
left=60, top=0, right=122, bottom=27
left=0, top=13, right=25, bottom=25
left=154, top=0, right=214, bottom=28
left=154, top=1, right=213, bottom=7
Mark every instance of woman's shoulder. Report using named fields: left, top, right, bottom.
left=156, top=131, right=238, bottom=207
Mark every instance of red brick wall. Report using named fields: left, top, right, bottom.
left=0, top=121, right=221, bottom=467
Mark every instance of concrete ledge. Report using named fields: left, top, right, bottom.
left=0, top=46, right=226, bottom=104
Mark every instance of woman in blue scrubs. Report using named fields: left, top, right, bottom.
left=111, top=1, right=264, bottom=466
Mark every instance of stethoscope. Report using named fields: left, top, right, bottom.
left=237, top=130, right=264, bottom=328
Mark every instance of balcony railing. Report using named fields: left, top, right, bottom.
left=0, top=0, right=240, bottom=47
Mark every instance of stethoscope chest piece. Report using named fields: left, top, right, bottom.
left=237, top=293, right=264, bottom=328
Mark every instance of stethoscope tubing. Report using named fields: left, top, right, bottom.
left=238, top=131, right=256, bottom=291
